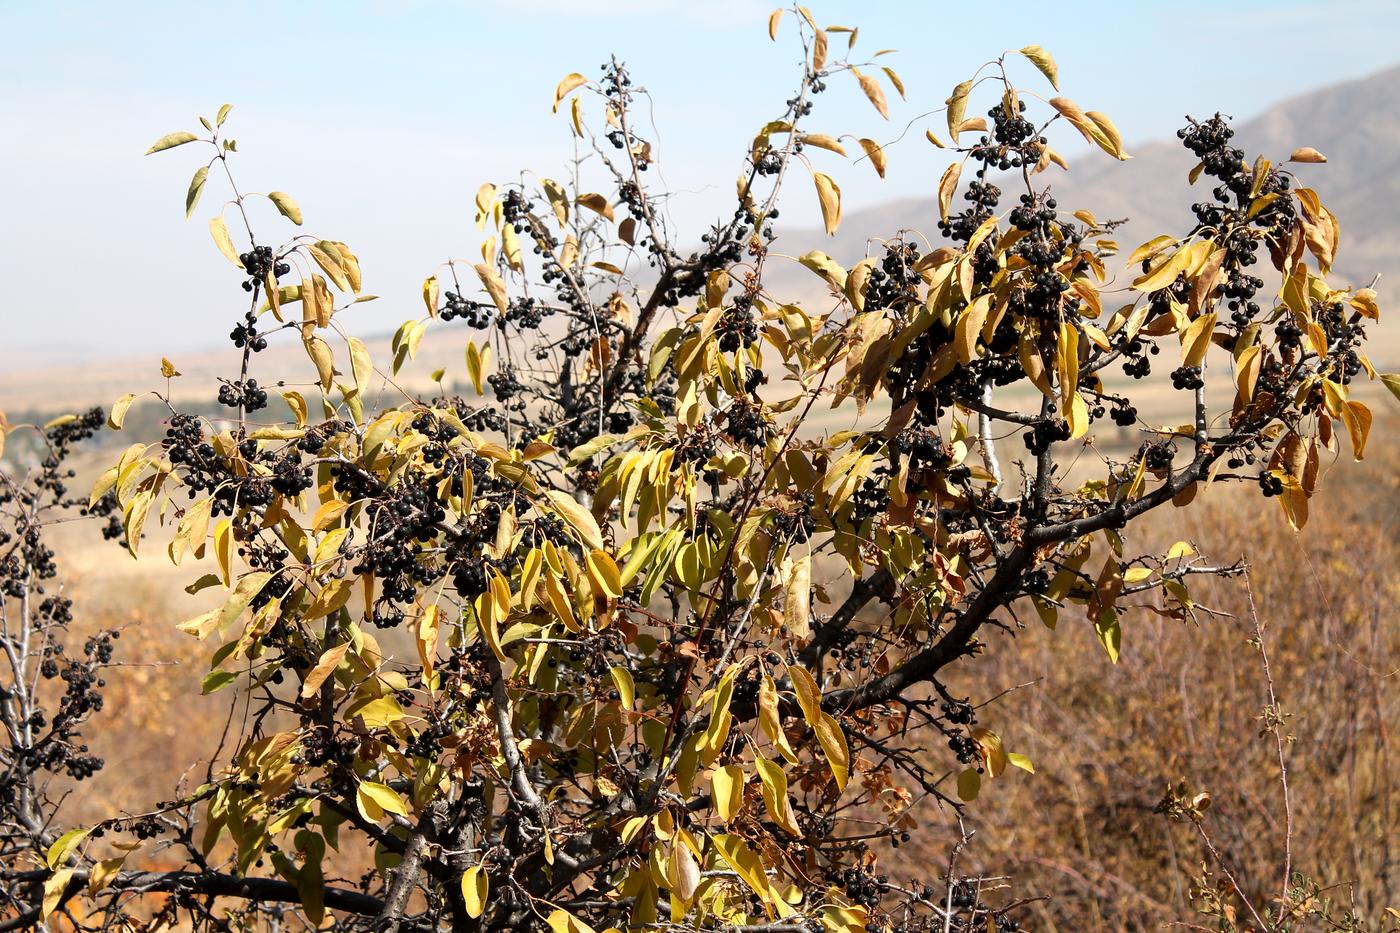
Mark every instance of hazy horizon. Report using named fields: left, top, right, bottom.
left=3, top=0, right=1398, bottom=374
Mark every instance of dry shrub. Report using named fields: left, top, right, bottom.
left=925, top=424, right=1400, bottom=930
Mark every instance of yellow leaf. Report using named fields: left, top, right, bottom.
left=1056, top=321, right=1079, bottom=405
left=209, top=216, right=243, bottom=267
left=610, top=666, right=635, bottom=709
left=43, top=868, right=73, bottom=920
left=1288, top=147, right=1327, bottom=163
left=423, top=275, right=439, bottom=318
left=767, top=7, right=782, bottom=39
left=857, top=138, right=887, bottom=178
left=937, top=161, right=961, bottom=222
left=712, top=764, right=744, bottom=821
left=461, top=865, right=489, bottom=919
left=1181, top=312, right=1216, bottom=368
left=304, top=579, right=353, bottom=620
left=1342, top=400, right=1372, bottom=460
left=956, top=294, right=991, bottom=364
left=474, top=264, right=509, bottom=315
left=476, top=578, right=508, bottom=662
left=669, top=837, right=701, bottom=903
left=946, top=80, right=972, bottom=138
left=586, top=549, right=622, bottom=598
left=552, top=73, right=588, bottom=113
left=787, top=664, right=822, bottom=724
left=108, top=393, right=136, bottom=430
left=547, top=908, right=599, bottom=933
left=754, top=757, right=801, bottom=835
left=1166, top=540, right=1195, bottom=561
left=784, top=555, right=811, bottom=637
left=145, top=131, right=198, bottom=154
left=546, top=490, right=605, bottom=550
left=268, top=190, right=303, bottom=225
left=971, top=726, right=1009, bottom=777
left=813, top=172, right=841, bottom=236
left=1128, top=235, right=1178, bottom=267
left=577, top=192, right=614, bottom=222
left=301, top=643, right=350, bottom=698
left=1018, top=44, right=1060, bottom=90
left=812, top=28, right=827, bottom=71
left=304, top=335, right=335, bottom=391
left=1087, top=111, right=1129, bottom=160
left=882, top=66, right=905, bottom=99
left=856, top=70, right=889, bottom=119
left=47, top=828, right=89, bottom=869
left=957, top=768, right=980, bottom=801
left=356, top=781, right=408, bottom=821
left=214, top=518, right=233, bottom=585
left=814, top=711, right=850, bottom=790
left=87, top=857, right=124, bottom=896
left=418, top=604, right=440, bottom=685
left=800, top=133, right=846, bottom=156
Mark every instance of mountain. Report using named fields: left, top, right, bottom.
left=763, top=63, right=1400, bottom=362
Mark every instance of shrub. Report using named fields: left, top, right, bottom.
left=3, top=7, right=1389, bottom=931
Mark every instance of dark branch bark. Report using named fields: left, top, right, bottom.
left=825, top=448, right=1218, bottom=714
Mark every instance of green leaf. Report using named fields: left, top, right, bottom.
left=146, top=131, right=198, bottom=154
left=201, top=670, right=238, bottom=695
left=957, top=768, right=981, bottom=801
left=1381, top=373, right=1400, bottom=404
left=356, top=781, right=408, bottom=821
left=268, top=190, right=303, bottom=225
left=1095, top=606, right=1121, bottom=663
left=216, top=103, right=234, bottom=126
left=185, top=165, right=209, bottom=218
left=609, top=666, right=635, bottom=709
left=46, top=828, right=89, bottom=870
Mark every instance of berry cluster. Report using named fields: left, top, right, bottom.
left=0, top=412, right=123, bottom=828
left=1120, top=337, right=1161, bottom=380
left=717, top=294, right=759, bottom=352
left=1177, top=114, right=1298, bottom=331
left=723, top=398, right=768, bottom=447
left=771, top=493, right=817, bottom=543
left=1023, top=416, right=1071, bottom=456
left=217, top=377, right=268, bottom=411
left=832, top=867, right=886, bottom=909
left=441, top=290, right=494, bottom=328
left=237, top=244, right=290, bottom=292
left=1170, top=364, right=1204, bottom=391
left=862, top=243, right=923, bottom=315
left=892, top=427, right=950, bottom=473
left=1140, top=440, right=1176, bottom=472
left=229, top=310, right=269, bottom=352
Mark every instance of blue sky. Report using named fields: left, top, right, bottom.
left=2, top=0, right=1397, bottom=369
